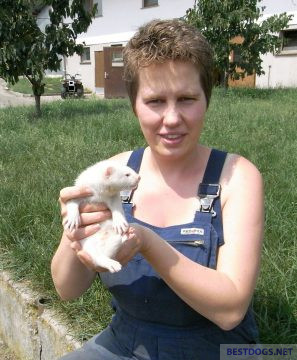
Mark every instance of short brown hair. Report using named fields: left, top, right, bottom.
left=123, top=19, right=214, bottom=109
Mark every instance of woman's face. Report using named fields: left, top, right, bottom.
left=134, top=60, right=207, bottom=160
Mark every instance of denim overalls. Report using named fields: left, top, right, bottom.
left=60, top=148, right=259, bottom=360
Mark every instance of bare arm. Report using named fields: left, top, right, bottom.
left=51, top=231, right=97, bottom=300
left=134, top=155, right=264, bottom=330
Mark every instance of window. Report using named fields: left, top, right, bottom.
left=112, top=49, right=124, bottom=67
left=81, top=47, right=91, bottom=63
left=84, top=0, right=102, bottom=17
left=142, top=0, right=158, bottom=8
left=281, top=29, right=297, bottom=52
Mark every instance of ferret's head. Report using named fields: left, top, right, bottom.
left=102, top=163, right=140, bottom=194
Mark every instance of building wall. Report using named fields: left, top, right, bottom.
left=256, top=11, right=297, bottom=88
left=66, top=2, right=297, bottom=92
left=256, top=52, right=297, bottom=88
left=79, top=0, right=195, bottom=39
left=65, top=0, right=195, bottom=93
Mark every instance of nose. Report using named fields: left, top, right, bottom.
left=162, top=103, right=181, bottom=127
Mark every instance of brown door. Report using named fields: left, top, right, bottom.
left=104, top=46, right=127, bottom=98
left=95, top=51, right=104, bottom=88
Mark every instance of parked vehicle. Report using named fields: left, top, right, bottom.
left=61, top=73, right=84, bottom=99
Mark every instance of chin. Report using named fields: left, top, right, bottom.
left=153, top=145, right=191, bottom=159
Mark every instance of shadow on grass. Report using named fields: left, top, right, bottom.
left=41, top=98, right=131, bottom=120
left=254, top=290, right=297, bottom=343
left=10, top=98, right=132, bottom=122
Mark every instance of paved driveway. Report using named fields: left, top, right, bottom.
left=0, top=78, right=60, bottom=108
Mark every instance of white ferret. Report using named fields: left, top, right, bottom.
left=63, top=160, right=140, bottom=273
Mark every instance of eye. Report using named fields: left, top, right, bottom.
left=125, top=173, right=130, bottom=177
left=178, top=97, right=196, bottom=103
left=146, top=98, right=164, bottom=105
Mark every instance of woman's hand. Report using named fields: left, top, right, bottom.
left=75, top=226, right=145, bottom=272
left=59, top=186, right=112, bottom=271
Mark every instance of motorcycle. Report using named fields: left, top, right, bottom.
left=61, top=73, right=84, bottom=99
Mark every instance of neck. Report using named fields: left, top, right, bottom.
left=146, top=145, right=209, bottom=180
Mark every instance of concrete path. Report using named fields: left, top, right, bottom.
left=0, top=78, right=61, bottom=108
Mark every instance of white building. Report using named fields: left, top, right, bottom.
left=256, top=11, right=297, bottom=88
left=65, top=0, right=195, bottom=96
left=50, top=0, right=297, bottom=93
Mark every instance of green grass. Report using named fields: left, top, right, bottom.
left=8, top=77, right=63, bottom=95
left=0, top=89, right=296, bottom=343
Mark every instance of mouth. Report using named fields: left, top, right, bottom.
left=159, top=133, right=185, bottom=143
left=162, top=134, right=182, bottom=139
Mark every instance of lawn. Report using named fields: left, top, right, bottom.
left=7, top=76, right=63, bottom=95
left=0, top=88, right=296, bottom=343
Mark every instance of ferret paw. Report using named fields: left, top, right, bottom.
left=63, top=215, right=81, bottom=232
left=107, top=260, right=122, bottom=273
left=121, top=234, right=128, bottom=243
left=113, top=219, right=129, bottom=235
left=97, top=258, right=122, bottom=273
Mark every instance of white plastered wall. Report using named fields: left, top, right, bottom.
left=65, top=0, right=195, bottom=93
left=256, top=11, right=297, bottom=88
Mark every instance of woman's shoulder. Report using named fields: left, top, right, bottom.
left=109, top=147, right=147, bottom=165
left=109, top=150, right=133, bottom=164
left=222, top=152, right=262, bottom=181
left=220, top=152, right=263, bottom=207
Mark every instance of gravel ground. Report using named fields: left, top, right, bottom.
left=0, top=78, right=61, bottom=108
left=0, top=337, right=19, bottom=360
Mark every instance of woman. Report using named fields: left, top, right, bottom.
left=52, top=19, right=264, bottom=360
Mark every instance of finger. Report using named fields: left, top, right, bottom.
left=61, top=199, right=110, bottom=219
left=61, top=209, right=111, bottom=228
left=79, top=210, right=111, bottom=226
left=60, top=203, right=67, bottom=218
left=59, top=186, right=93, bottom=204
left=116, top=233, right=140, bottom=265
left=79, top=202, right=109, bottom=212
left=77, top=251, right=96, bottom=270
left=77, top=251, right=107, bottom=273
left=70, top=241, right=82, bottom=251
left=65, top=223, right=101, bottom=241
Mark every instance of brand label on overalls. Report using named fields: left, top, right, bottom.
left=180, top=228, right=204, bottom=235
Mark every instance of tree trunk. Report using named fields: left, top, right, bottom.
left=26, top=75, right=44, bottom=117
left=34, top=95, right=41, bottom=117
left=223, top=71, right=229, bottom=90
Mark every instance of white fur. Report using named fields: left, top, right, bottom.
left=64, top=160, right=140, bottom=273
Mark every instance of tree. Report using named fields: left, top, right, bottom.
left=0, top=0, right=96, bottom=116
left=185, top=0, right=293, bottom=88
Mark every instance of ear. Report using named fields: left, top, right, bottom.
left=104, top=166, right=114, bottom=178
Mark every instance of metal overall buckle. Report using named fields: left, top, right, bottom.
left=120, top=189, right=134, bottom=205
left=198, top=183, right=221, bottom=217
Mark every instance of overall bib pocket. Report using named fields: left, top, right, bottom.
left=168, top=222, right=214, bottom=267
left=129, top=222, right=219, bottom=268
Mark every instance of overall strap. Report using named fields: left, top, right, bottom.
left=202, top=148, right=227, bottom=184
left=127, top=147, right=145, bottom=173
left=122, top=148, right=145, bottom=206
left=197, top=149, right=227, bottom=244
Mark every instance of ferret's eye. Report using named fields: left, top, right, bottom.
left=125, top=173, right=130, bottom=177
